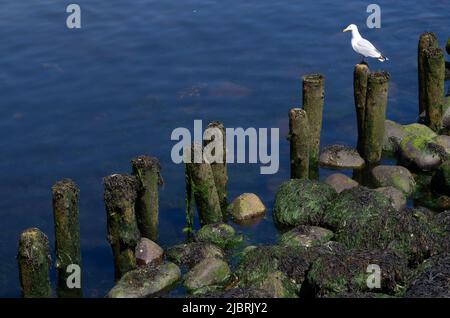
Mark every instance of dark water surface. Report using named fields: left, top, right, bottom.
left=0, top=0, right=449, bottom=297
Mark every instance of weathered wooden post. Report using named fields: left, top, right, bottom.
left=288, top=108, right=310, bottom=179
left=204, top=121, right=228, bottom=217
left=424, top=47, right=445, bottom=131
left=418, top=32, right=439, bottom=116
left=354, top=63, right=370, bottom=153
left=131, top=155, right=162, bottom=241
left=302, top=73, right=325, bottom=179
left=362, top=71, right=390, bottom=164
left=17, top=228, right=52, bottom=298
left=52, top=179, right=82, bottom=298
left=185, top=143, right=222, bottom=227
left=446, top=38, right=450, bottom=55
left=104, top=174, right=140, bottom=279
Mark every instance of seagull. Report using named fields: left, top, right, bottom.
left=343, top=24, right=388, bottom=62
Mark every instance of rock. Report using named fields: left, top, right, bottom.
left=399, top=124, right=441, bottom=171
left=431, top=160, right=450, bottom=195
left=432, top=135, right=450, bottom=157
left=405, top=253, right=450, bottom=297
left=196, top=288, right=271, bottom=298
left=374, top=187, right=407, bottom=210
left=303, top=248, right=408, bottom=297
left=319, top=145, right=365, bottom=169
left=383, top=120, right=406, bottom=153
left=415, top=192, right=450, bottom=212
left=235, top=246, right=309, bottom=297
left=273, top=179, right=336, bottom=228
left=183, top=258, right=230, bottom=293
left=107, top=262, right=181, bottom=298
left=135, top=238, right=164, bottom=267
left=279, top=225, right=334, bottom=248
left=324, top=173, right=358, bottom=193
left=371, top=165, right=416, bottom=196
left=166, top=242, right=225, bottom=269
left=230, top=193, right=266, bottom=224
left=195, top=223, right=242, bottom=250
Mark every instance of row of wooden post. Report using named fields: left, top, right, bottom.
left=17, top=155, right=161, bottom=297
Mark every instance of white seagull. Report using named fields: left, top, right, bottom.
left=343, top=24, right=388, bottom=62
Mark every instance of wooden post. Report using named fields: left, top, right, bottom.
left=204, top=121, right=228, bottom=217
left=288, top=108, right=310, bottom=179
left=354, top=63, right=370, bottom=153
left=52, top=179, right=82, bottom=298
left=185, top=143, right=222, bottom=226
left=362, top=71, right=390, bottom=164
left=131, top=156, right=162, bottom=242
left=446, top=38, right=450, bottom=55
left=17, top=228, right=52, bottom=298
left=418, top=32, right=439, bottom=116
left=302, top=74, right=325, bottom=179
left=104, top=174, right=140, bottom=279
left=424, top=47, right=445, bottom=132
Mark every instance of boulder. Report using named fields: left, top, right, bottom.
left=279, top=225, right=334, bottom=248
left=166, top=242, right=224, bottom=269
left=230, top=193, right=266, bottom=224
left=183, top=257, right=231, bottom=294
left=371, top=165, right=416, bottom=196
left=324, top=173, right=358, bottom=193
left=195, top=223, right=242, bottom=250
left=431, top=160, right=450, bottom=195
left=319, top=145, right=365, bottom=169
left=135, top=238, right=164, bottom=267
left=273, top=179, right=336, bottom=228
left=107, top=262, right=181, bottom=298
left=374, top=187, right=407, bottom=211
left=383, top=120, right=406, bottom=153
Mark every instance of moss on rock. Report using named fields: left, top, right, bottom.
left=166, top=242, right=225, bottom=269
left=195, top=223, right=242, bottom=250
left=279, top=225, right=333, bottom=248
left=183, top=257, right=231, bottom=294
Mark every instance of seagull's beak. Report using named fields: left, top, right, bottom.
left=343, top=28, right=349, bottom=33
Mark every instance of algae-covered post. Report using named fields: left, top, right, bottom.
left=302, top=73, right=325, bottom=179
left=185, top=143, right=222, bottom=227
left=362, top=71, right=390, bottom=164
left=424, top=47, right=445, bottom=132
left=104, top=174, right=140, bottom=279
left=204, top=121, right=228, bottom=217
left=131, top=155, right=162, bottom=241
left=52, top=179, right=82, bottom=298
left=288, top=108, right=310, bottom=179
left=17, top=228, right=52, bottom=298
left=418, top=32, right=438, bottom=116
left=354, top=63, right=370, bottom=153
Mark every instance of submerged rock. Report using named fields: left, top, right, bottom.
left=405, top=253, right=450, bottom=297
left=166, top=242, right=224, bottom=269
left=230, top=193, right=266, bottom=224
left=371, top=165, right=416, bottom=196
left=279, top=225, right=334, bottom=248
left=135, top=238, right=164, bottom=267
left=374, top=187, right=407, bottom=211
left=319, top=145, right=365, bottom=169
left=383, top=120, right=407, bottom=153
left=195, top=223, right=242, bottom=250
left=431, top=160, right=450, bottom=195
left=324, top=173, right=358, bottom=193
left=183, top=257, right=231, bottom=294
left=273, top=179, right=336, bottom=228
left=107, top=262, right=181, bottom=298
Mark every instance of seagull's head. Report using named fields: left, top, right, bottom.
left=343, top=24, right=358, bottom=33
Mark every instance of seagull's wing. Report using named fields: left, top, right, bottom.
left=355, top=38, right=382, bottom=58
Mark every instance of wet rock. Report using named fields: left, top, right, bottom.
left=195, top=223, right=242, bottom=250
left=374, top=187, right=407, bottom=211
left=273, top=179, right=336, bottom=228
left=230, top=193, right=266, bottom=224
left=302, top=248, right=408, bottom=297
left=196, top=288, right=271, bottom=298
left=383, top=120, right=406, bottom=153
left=183, top=258, right=230, bottom=293
left=135, top=238, right=164, bottom=267
left=434, top=211, right=450, bottom=253
left=235, top=245, right=310, bottom=297
left=371, top=165, right=416, bottom=196
left=415, top=192, right=450, bottom=212
left=324, top=173, right=358, bottom=193
left=166, top=242, right=224, bottom=269
left=405, top=253, right=450, bottom=297
left=431, top=160, right=450, bottom=195
left=319, top=145, right=365, bottom=169
left=432, top=135, right=450, bottom=157
left=107, top=262, right=181, bottom=298
left=279, top=225, right=334, bottom=248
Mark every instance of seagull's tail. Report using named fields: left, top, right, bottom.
left=378, top=55, right=389, bottom=62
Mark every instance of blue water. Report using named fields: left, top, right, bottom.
left=0, top=0, right=449, bottom=297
